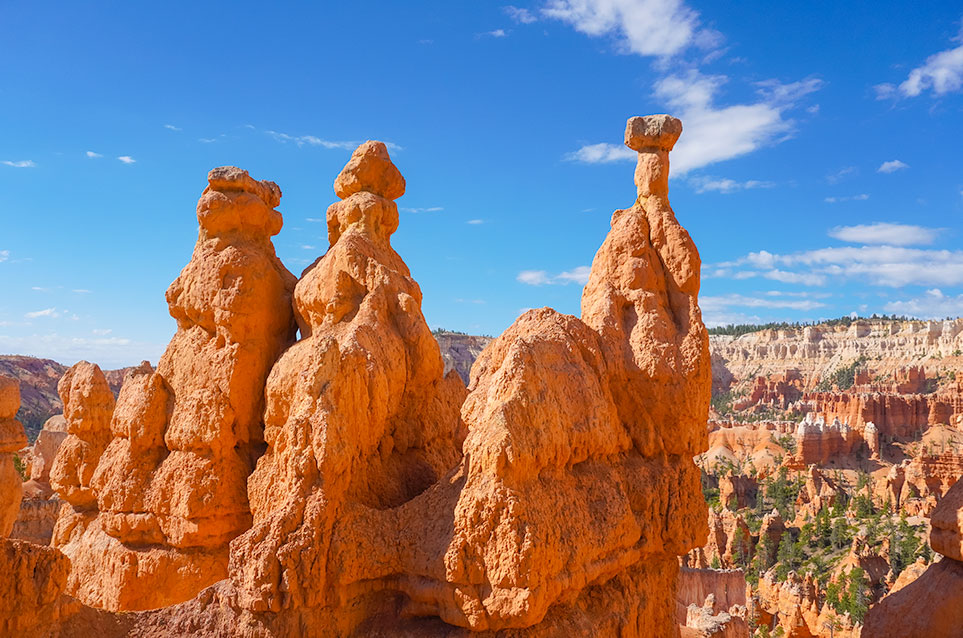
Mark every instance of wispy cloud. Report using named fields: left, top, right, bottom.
left=504, top=5, right=537, bottom=23
left=542, top=0, right=716, bottom=59
left=517, top=265, right=591, bottom=286
left=2, top=160, right=36, bottom=168
left=164, top=124, right=182, bottom=131
left=876, top=27, right=963, bottom=98
left=265, top=130, right=357, bottom=149
left=305, top=217, right=324, bottom=223
left=198, top=138, right=217, bottom=143
left=479, top=29, right=509, bottom=38
left=688, top=175, right=775, bottom=194
left=564, top=142, right=634, bottom=163
left=829, top=222, right=939, bottom=246
left=824, top=194, right=869, bottom=203
left=564, top=72, right=821, bottom=174
left=25, top=307, right=59, bottom=319
left=117, top=156, right=136, bottom=164
left=85, top=151, right=103, bottom=159
left=701, top=293, right=827, bottom=312
left=0, top=250, right=9, bottom=263
left=72, top=289, right=92, bottom=294
left=466, top=219, right=484, bottom=225
left=877, top=159, right=909, bottom=174
left=0, top=333, right=161, bottom=369
left=884, top=289, right=963, bottom=318
left=826, top=166, right=857, bottom=184
left=713, top=245, right=963, bottom=288
left=400, top=206, right=444, bottom=213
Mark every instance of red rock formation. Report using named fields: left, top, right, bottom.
left=864, top=481, right=963, bottom=636
left=677, top=565, right=749, bottom=625
left=150, top=118, right=707, bottom=635
left=0, top=538, right=73, bottom=634
left=11, top=413, right=68, bottom=544
left=792, top=413, right=862, bottom=466
left=0, top=376, right=28, bottom=537
left=52, top=167, right=297, bottom=612
left=719, top=474, right=759, bottom=511
left=2, top=116, right=712, bottom=636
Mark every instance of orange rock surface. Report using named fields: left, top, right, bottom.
left=0, top=375, right=28, bottom=537
left=51, top=167, right=297, bottom=612
left=5, top=116, right=712, bottom=636
left=153, top=119, right=706, bottom=635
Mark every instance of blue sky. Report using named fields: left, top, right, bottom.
left=1, top=1, right=962, bottom=368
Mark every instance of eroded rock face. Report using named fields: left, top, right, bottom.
left=223, top=118, right=708, bottom=635
left=863, top=481, right=963, bottom=636
left=16, top=118, right=710, bottom=636
left=230, top=140, right=468, bottom=625
left=52, top=167, right=297, bottom=611
left=0, top=376, right=28, bottom=537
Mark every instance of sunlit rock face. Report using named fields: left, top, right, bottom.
left=50, top=167, right=297, bottom=612
left=9, top=117, right=712, bottom=637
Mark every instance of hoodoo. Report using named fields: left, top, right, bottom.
left=49, top=167, right=297, bottom=611
left=2, top=116, right=711, bottom=637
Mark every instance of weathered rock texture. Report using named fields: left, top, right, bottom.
left=0, top=355, right=127, bottom=441
left=711, top=319, right=963, bottom=386
left=5, top=118, right=711, bottom=636
left=12, top=413, right=68, bottom=544
left=863, top=480, right=963, bottom=636
left=433, top=331, right=494, bottom=384
left=0, top=375, right=28, bottom=537
left=51, top=167, right=297, bottom=611
left=137, top=120, right=707, bottom=636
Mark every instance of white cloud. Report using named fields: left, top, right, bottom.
left=517, top=265, right=591, bottom=286
left=0, top=250, right=8, bottom=263
left=2, top=160, right=36, bottom=168
left=479, top=29, right=509, bottom=38
left=164, top=124, right=182, bottom=131
left=716, top=245, right=963, bottom=288
left=400, top=206, right=444, bottom=213
left=890, top=29, right=963, bottom=98
left=198, top=138, right=217, bottom=143
left=504, top=6, right=537, bottom=23
left=300, top=245, right=316, bottom=250
left=568, top=73, right=821, bottom=173
left=117, top=156, right=136, bottom=164
left=877, top=159, right=909, bottom=174
left=826, top=166, right=857, bottom=184
left=688, top=175, right=775, bottom=194
left=517, top=270, right=551, bottom=285
left=92, top=328, right=112, bottom=336
left=659, top=72, right=822, bottom=174
left=466, top=219, right=484, bottom=225
left=828, top=222, right=938, bottom=246
left=85, top=151, right=102, bottom=158
left=305, top=217, right=324, bottom=222
left=701, top=293, right=827, bottom=312
left=72, top=289, right=92, bottom=294
left=25, top=307, right=59, bottom=319
left=542, top=0, right=711, bottom=59
left=824, top=194, right=869, bottom=203
left=265, top=130, right=357, bottom=149
left=0, top=333, right=161, bottom=369
left=564, top=142, right=635, bottom=164
left=884, top=289, right=963, bottom=318
left=763, top=269, right=826, bottom=286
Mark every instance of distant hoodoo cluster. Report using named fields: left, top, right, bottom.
left=2, top=116, right=715, bottom=637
